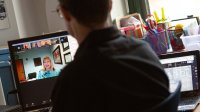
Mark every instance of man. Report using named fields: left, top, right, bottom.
left=52, top=0, right=169, bottom=111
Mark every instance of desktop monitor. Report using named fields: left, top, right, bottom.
left=170, top=17, right=199, bottom=36
left=8, top=31, right=77, bottom=111
left=159, top=50, right=200, bottom=93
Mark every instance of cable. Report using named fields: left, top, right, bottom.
left=6, top=92, right=9, bottom=105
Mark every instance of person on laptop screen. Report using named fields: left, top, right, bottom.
left=52, top=0, right=170, bottom=111
left=36, top=56, right=60, bottom=80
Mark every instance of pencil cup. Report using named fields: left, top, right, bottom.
left=145, top=30, right=168, bottom=55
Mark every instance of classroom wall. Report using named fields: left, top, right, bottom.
left=45, top=0, right=66, bottom=33
left=1, top=0, right=126, bottom=47
left=12, top=0, right=49, bottom=38
left=111, top=0, right=127, bottom=20
left=45, top=0, right=128, bottom=31
left=0, top=0, right=19, bottom=47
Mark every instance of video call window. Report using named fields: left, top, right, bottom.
left=12, top=36, right=71, bottom=83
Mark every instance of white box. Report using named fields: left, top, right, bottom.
left=181, top=35, right=200, bottom=51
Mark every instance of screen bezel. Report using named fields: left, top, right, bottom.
left=159, top=50, right=200, bottom=94
left=8, top=31, right=69, bottom=111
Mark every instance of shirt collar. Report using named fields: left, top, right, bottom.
left=74, top=26, right=121, bottom=59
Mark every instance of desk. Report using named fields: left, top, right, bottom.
left=194, top=104, right=200, bottom=112
left=0, top=105, right=22, bottom=111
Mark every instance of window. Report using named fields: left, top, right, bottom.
left=149, top=0, right=200, bottom=20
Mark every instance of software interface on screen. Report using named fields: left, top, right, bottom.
left=8, top=32, right=75, bottom=111
left=160, top=55, right=198, bottom=92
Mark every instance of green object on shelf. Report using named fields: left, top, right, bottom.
left=127, top=0, right=150, bottom=20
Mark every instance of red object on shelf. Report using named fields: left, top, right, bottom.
left=120, top=26, right=143, bottom=39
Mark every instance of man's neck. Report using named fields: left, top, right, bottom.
left=74, top=19, right=112, bottom=44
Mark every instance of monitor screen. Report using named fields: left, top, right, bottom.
left=8, top=31, right=78, bottom=111
left=159, top=51, right=199, bottom=93
left=170, top=17, right=199, bottom=36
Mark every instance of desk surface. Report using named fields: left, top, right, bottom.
left=0, top=105, right=22, bottom=111
left=193, top=104, right=200, bottom=112
left=194, top=104, right=200, bottom=112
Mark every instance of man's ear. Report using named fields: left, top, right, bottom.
left=60, top=6, right=71, bottom=22
left=108, top=0, right=112, bottom=12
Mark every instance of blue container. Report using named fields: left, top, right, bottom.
left=0, top=48, right=18, bottom=105
left=145, top=30, right=168, bottom=55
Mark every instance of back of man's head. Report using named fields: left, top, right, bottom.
left=58, top=0, right=111, bottom=27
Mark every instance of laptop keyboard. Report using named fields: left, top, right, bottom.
left=38, top=108, right=50, bottom=112
left=178, top=96, right=200, bottom=111
left=180, top=96, right=200, bottom=105
left=31, top=107, right=52, bottom=112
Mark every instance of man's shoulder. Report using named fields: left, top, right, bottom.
left=59, top=60, right=92, bottom=77
left=99, top=35, right=159, bottom=63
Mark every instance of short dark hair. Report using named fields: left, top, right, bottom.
left=59, top=0, right=110, bottom=27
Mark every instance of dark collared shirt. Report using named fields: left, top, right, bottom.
left=52, top=27, right=169, bottom=112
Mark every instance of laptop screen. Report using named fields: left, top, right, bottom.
left=8, top=31, right=78, bottom=111
left=159, top=51, right=200, bottom=92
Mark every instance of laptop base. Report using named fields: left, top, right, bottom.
left=0, top=105, right=22, bottom=112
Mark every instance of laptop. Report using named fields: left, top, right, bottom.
left=159, top=50, right=200, bottom=111
left=8, top=31, right=78, bottom=112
